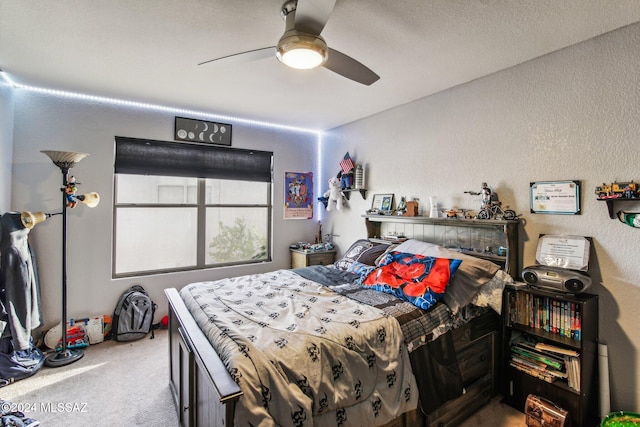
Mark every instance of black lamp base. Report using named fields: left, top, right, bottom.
left=44, top=348, right=84, bottom=368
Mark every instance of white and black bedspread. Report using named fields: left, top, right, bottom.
left=293, top=266, right=454, bottom=351
left=180, top=268, right=419, bottom=427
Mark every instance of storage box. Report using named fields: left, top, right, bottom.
left=525, top=394, right=571, bottom=427
left=403, top=201, right=419, bottom=217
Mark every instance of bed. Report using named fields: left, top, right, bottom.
left=166, top=217, right=520, bottom=427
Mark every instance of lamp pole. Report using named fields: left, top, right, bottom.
left=44, top=165, right=84, bottom=367
left=41, top=150, right=92, bottom=367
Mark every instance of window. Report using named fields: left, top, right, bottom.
left=113, top=137, right=273, bottom=277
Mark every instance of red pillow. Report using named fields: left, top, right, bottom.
left=362, top=252, right=462, bottom=310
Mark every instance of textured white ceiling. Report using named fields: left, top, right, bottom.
left=1, top=1, right=639, bottom=131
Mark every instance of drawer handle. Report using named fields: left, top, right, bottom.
left=480, top=355, right=486, bottom=361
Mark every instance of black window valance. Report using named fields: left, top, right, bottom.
left=114, top=136, right=273, bottom=182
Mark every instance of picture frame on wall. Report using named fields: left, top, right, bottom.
left=530, top=180, right=581, bottom=214
left=174, top=117, right=232, bottom=146
left=370, top=193, right=394, bottom=214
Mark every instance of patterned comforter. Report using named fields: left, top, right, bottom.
left=180, top=269, right=419, bottom=427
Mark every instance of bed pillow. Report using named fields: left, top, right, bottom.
left=346, top=261, right=376, bottom=285
left=393, top=239, right=501, bottom=314
left=362, top=251, right=462, bottom=310
left=334, top=239, right=387, bottom=270
left=357, top=244, right=389, bottom=266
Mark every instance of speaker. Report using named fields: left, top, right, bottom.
left=522, top=265, right=592, bottom=293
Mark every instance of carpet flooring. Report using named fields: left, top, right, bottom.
left=0, top=329, right=527, bottom=426
left=0, top=330, right=178, bottom=426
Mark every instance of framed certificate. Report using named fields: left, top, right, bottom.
left=536, top=234, right=591, bottom=271
left=530, top=181, right=581, bottom=215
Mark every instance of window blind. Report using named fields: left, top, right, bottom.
left=114, top=136, right=273, bottom=182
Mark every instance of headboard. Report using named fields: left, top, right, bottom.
left=363, top=215, right=521, bottom=277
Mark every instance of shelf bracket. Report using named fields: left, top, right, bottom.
left=342, top=189, right=367, bottom=200
left=598, top=198, right=640, bottom=219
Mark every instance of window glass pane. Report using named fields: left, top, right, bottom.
left=205, top=179, right=268, bottom=204
left=116, top=174, right=198, bottom=204
left=206, top=207, right=268, bottom=264
left=115, top=207, right=197, bottom=274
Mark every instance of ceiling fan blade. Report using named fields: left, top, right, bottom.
left=198, top=47, right=275, bottom=66
left=294, top=0, right=337, bottom=35
left=323, top=48, right=380, bottom=85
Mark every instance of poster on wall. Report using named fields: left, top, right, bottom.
left=284, top=172, right=313, bottom=219
left=530, top=180, right=581, bottom=214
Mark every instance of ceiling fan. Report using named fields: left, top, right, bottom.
left=199, top=0, right=380, bottom=86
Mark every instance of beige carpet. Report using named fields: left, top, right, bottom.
left=460, top=396, right=528, bottom=427
left=0, top=329, right=527, bottom=426
left=0, top=329, right=178, bottom=426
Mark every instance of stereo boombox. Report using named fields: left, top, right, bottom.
left=522, top=265, right=592, bottom=294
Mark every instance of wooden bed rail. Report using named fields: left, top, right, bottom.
left=166, top=288, right=242, bottom=426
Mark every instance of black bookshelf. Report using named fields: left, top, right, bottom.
left=502, top=284, right=599, bottom=427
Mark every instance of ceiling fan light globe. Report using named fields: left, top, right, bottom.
left=276, top=31, right=328, bottom=70
left=281, top=48, right=324, bottom=69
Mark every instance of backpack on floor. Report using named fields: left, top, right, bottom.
left=0, top=337, right=44, bottom=387
left=111, top=285, right=157, bottom=342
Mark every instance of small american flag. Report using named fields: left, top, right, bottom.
left=339, top=152, right=355, bottom=174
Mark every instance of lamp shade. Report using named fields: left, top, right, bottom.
left=77, top=192, right=100, bottom=208
left=20, top=211, right=48, bottom=229
left=41, top=150, right=89, bottom=170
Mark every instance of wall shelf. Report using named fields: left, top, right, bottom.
left=343, top=189, right=367, bottom=200
left=598, top=198, right=640, bottom=219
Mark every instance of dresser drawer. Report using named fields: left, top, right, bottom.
left=307, top=252, right=335, bottom=266
left=426, top=374, right=492, bottom=427
left=290, top=249, right=336, bottom=268
left=451, top=311, right=499, bottom=352
left=457, top=333, right=493, bottom=386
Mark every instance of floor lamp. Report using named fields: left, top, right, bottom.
left=31, top=150, right=100, bottom=367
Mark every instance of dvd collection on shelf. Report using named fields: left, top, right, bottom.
left=509, top=338, right=581, bottom=392
left=506, top=290, right=582, bottom=340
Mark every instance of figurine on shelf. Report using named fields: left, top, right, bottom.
left=465, top=182, right=498, bottom=210
left=396, top=197, right=407, bottom=216
left=441, top=208, right=470, bottom=219
left=596, top=181, right=638, bottom=199
left=623, top=184, right=637, bottom=199
left=465, top=183, right=517, bottom=220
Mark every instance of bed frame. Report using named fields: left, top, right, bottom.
left=166, top=216, right=520, bottom=427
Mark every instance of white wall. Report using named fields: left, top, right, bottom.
left=0, top=82, right=14, bottom=212
left=322, top=23, right=640, bottom=411
left=10, top=91, right=319, bottom=328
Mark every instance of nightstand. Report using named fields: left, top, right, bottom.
left=290, top=248, right=336, bottom=268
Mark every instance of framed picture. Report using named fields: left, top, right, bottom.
left=284, top=172, right=314, bottom=219
left=371, top=194, right=394, bottom=214
left=530, top=180, right=581, bottom=214
left=175, top=117, right=232, bottom=146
